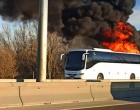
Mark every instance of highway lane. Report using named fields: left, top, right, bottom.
left=0, top=99, right=140, bottom=110
left=73, top=103, right=140, bottom=110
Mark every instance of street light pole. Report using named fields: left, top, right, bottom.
left=37, top=0, right=48, bottom=82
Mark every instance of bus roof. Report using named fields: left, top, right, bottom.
left=69, top=48, right=140, bottom=55
left=70, top=48, right=112, bottom=52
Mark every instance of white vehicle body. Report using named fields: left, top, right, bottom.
left=63, top=48, right=140, bottom=80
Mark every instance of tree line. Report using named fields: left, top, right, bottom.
left=0, top=21, right=69, bottom=79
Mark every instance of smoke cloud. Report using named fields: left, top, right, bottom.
left=0, top=0, right=38, bottom=21
left=0, top=0, right=139, bottom=49
left=61, top=0, right=140, bottom=49
left=0, top=0, right=63, bottom=32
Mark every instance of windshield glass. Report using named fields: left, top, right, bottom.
left=65, top=51, right=86, bottom=70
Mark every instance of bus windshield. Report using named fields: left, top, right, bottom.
left=65, top=51, right=86, bottom=70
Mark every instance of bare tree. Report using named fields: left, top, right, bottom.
left=47, top=32, right=69, bottom=79
left=0, top=25, right=17, bottom=78
left=0, top=25, right=13, bottom=50
left=13, top=21, right=38, bottom=78
left=0, top=20, right=69, bottom=79
left=0, top=46, right=17, bottom=78
left=0, top=21, right=38, bottom=79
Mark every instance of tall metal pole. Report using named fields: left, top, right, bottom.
left=37, top=0, right=48, bottom=82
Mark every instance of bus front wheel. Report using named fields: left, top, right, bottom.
left=130, top=73, right=135, bottom=79
left=97, top=73, right=104, bottom=80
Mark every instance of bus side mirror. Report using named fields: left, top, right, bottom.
left=60, top=54, right=65, bottom=60
left=82, top=54, right=85, bottom=60
left=82, top=53, right=89, bottom=60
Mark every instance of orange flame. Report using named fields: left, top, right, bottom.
left=102, top=22, right=140, bottom=53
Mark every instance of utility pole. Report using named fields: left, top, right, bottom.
left=37, top=0, right=48, bottom=82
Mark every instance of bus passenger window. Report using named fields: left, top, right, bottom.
left=86, top=52, right=95, bottom=69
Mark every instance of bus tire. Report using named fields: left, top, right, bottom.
left=97, top=73, right=104, bottom=80
left=130, top=73, right=135, bottom=79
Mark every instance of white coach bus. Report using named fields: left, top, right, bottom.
left=61, top=48, right=140, bottom=80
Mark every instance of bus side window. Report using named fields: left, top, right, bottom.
left=86, top=52, right=95, bottom=69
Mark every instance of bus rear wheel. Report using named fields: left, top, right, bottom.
left=97, top=73, right=104, bottom=80
left=130, top=73, right=135, bottom=80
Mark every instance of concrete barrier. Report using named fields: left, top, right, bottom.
left=87, top=82, right=113, bottom=101
left=111, top=82, right=140, bottom=99
left=20, top=82, right=93, bottom=106
left=86, top=81, right=140, bottom=101
left=0, top=80, right=140, bottom=108
left=0, top=86, right=22, bottom=108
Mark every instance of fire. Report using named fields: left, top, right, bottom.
left=102, top=22, right=140, bottom=53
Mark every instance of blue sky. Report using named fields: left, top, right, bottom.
left=0, top=0, right=140, bottom=31
left=128, top=0, right=140, bottom=30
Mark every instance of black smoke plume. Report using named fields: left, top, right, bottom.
left=62, top=0, right=140, bottom=49
left=0, top=0, right=63, bottom=32
left=0, top=0, right=39, bottom=21
left=0, top=0, right=139, bottom=49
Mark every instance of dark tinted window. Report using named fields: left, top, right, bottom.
left=93, top=52, right=113, bottom=62
left=65, top=51, right=85, bottom=70
left=87, top=51, right=140, bottom=64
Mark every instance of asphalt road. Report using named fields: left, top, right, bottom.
left=78, top=103, right=140, bottom=110
left=1, top=99, right=140, bottom=110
